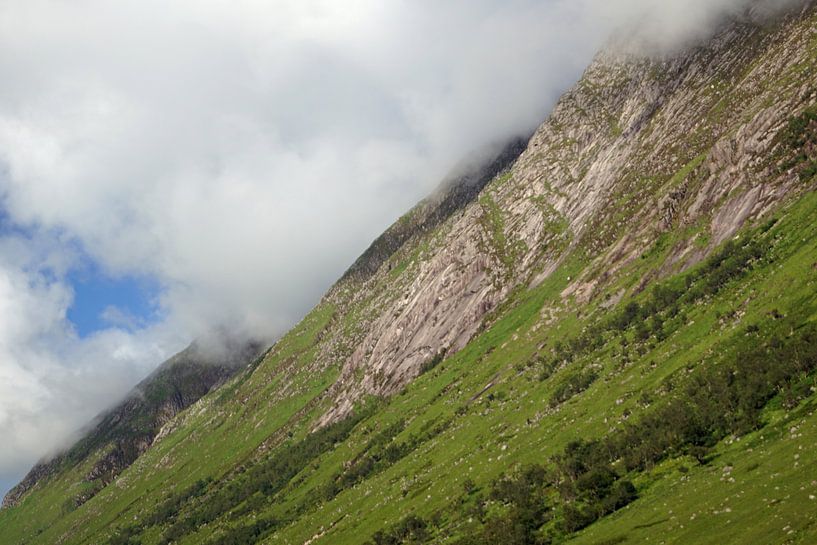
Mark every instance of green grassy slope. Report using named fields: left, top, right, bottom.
left=255, top=188, right=817, bottom=545
left=2, top=182, right=814, bottom=545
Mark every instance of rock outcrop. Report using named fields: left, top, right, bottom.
left=317, top=1, right=817, bottom=423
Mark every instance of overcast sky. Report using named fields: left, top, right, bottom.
left=0, top=0, right=798, bottom=497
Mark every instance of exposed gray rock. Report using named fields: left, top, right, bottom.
left=316, top=3, right=817, bottom=424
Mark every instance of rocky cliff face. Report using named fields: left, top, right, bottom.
left=341, top=138, right=528, bottom=284
left=1, top=340, right=261, bottom=509
left=316, top=1, right=817, bottom=423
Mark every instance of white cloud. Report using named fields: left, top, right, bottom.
left=0, top=0, right=802, bottom=490
left=0, top=237, right=184, bottom=483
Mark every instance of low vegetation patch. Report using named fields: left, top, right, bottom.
left=779, top=105, right=817, bottom=180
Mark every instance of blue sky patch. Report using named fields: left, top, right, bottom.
left=0, top=206, right=163, bottom=338
left=66, top=262, right=162, bottom=338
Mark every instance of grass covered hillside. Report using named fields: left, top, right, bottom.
left=2, top=3, right=817, bottom=545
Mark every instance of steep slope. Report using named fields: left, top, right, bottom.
left=317, top=0, right=817, bottom=423
left=0, top=135, right=523, bottom=519
left=341, top=137, right=528, bottom=283
left=2, top=2, right=817, bottom=545
left=1, top=339, right=261, bottom=510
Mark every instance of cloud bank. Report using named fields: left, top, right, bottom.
left=0, top=0, right=801, bottom=493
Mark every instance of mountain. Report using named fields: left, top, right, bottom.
left=2, top=2, right=817, bottom=544
left=1, top=339, right=262, bottom=510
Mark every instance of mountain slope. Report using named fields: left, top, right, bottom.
left=2, top=2, right=817, bottom=545
left=1, top=339, right=261, bottom=510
